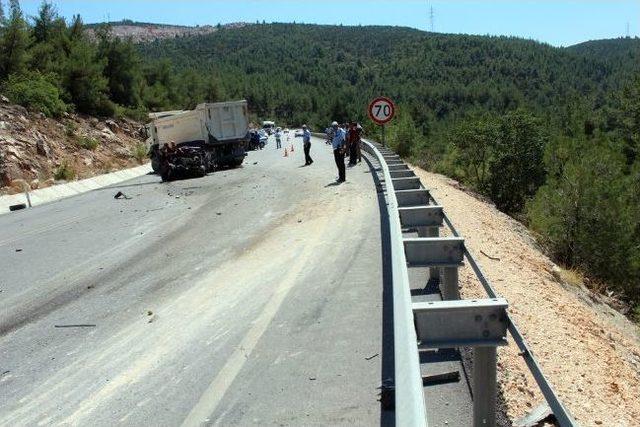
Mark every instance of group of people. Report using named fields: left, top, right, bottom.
left=327, top=121, right=363, bottom=183
left=254, top=121, right=363, bottom=183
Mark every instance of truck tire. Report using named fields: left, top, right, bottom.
left=150, top=146, right=161, bottom=174
left=160, top=166, right=172, bottom=182
left=151, top=155, right=161, bottom=174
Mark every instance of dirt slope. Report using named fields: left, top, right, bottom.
left=0, top=98, right=146, bottom=195
left=410, top=165, right=640, bottom=427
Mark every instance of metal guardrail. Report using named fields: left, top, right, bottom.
left=360, top=139, right=429, bottom=427
left=358, top=136, right=576, bottom=427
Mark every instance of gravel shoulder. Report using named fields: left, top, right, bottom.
left=410, top=165, right=640, bottom=427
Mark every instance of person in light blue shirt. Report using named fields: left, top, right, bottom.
left=302, top=125, right=313, bottom=166
left=331, top=121, right=346, bottom=182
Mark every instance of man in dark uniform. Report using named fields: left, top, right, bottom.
left=302, top=124, right=313, bottom=165
left=331, top=121, right=346, bottom=182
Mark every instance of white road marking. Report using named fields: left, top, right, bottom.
left=181, top=214, right=330, bottom=427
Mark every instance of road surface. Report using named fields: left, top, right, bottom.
left=0, top=135, right=387, bottom=426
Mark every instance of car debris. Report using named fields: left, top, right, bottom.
left=114, top=191, right=131, bottom=200
left=9, top=203, right=27, bottom=211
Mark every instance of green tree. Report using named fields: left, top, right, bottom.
left=3, top=70, right=66, bottom=116
left=450, top=115, right=500, bottom=191
left=488, top=111, right=547, bottom=214
left=0, top=0, right=30, bottom=78
left=97, top=26, right=143, bottom=107
left=389, top=109, right=418, bottom=157
left=32, top=1, right=56, bottom=43
left=528, top=137, right=638, bottom=298
left=62, top=30, right=109, bottom=115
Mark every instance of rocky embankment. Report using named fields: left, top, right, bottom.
left=0, top=97, right=147, bottom=195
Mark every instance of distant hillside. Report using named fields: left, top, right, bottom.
left=86, top=20, right=249, bottom=43
left=567, top=37, right=640, bottom=58
left=566, top=37, right=640, bottom=76
left=136, top=23, right=640, bottom=128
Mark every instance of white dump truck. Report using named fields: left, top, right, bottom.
left=148, top=100, right=250, bottom=181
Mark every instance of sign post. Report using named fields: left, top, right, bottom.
left=368, top=96, right=396, bottom=147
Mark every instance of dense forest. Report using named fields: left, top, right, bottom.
left=0, top=1, right=639, bottom=317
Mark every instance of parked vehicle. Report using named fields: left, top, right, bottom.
left=148, top=100, right=249, bottom=181
left=262, top=120, right=275, bottom=135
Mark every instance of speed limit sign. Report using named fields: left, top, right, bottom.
left=368, top=96, right=395, bottom=125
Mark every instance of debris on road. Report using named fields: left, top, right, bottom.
left=54, top=324, right=96, bottom=328
left=9, top=203, right=26, bottom=211
left=114, top=191, right=131, bottom=200
left=15, top=248, right=22, bottom=252
left=309, top=377, right=316, bottom=381
left=365, top=353, right=379, bottom=361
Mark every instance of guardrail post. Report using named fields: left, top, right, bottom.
left=441, top=266, right=460, bottom=300
left=473, top=347, right=497, bottom=427
left=421, top=226, right=441, bottom=284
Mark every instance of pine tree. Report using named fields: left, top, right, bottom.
left=33, top=1, right=56, bottom=43
left=0, top=0, right=30, bottom=78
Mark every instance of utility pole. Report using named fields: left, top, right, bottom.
left=429, top=5, right=435, bottom=32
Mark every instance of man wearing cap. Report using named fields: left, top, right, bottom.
left=331, top=121, right=346, bottom=182
left=302, top=125, right=313, bottom=166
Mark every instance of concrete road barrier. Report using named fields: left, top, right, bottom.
left=0, top=163, right=152, bottom=215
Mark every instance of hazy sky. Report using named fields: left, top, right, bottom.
left=16, top=0, right=640, bottom=47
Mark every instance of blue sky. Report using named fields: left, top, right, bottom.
left=16, top=0, right=640, bottom=47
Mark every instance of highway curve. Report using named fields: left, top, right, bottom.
left=0, top=136, right=387, bottom=426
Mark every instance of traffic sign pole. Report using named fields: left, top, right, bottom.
left=382, top=124, right=386, bottom=147
left=368, top=96, right=395, bottom=147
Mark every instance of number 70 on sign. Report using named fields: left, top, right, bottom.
left=368, top=97, right=396, bottom=125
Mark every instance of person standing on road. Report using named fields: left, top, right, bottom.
left=356, top=123, right=364, bottom=163
left=275, top=128, right=282, bottom=149
left=347, top=121, right=361, bottom=166
left=302, top=125, right=313, bottom=166
left=331, top=121, right=346, bottom=182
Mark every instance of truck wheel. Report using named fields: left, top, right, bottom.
left=151, top=155, right=161, bottom=174
left=160, top=167, right=172, bottom=182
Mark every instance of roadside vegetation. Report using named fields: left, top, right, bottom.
left=0, top=0, right=223, bottom=119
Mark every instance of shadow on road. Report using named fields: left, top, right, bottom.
left=363, top=153, right=395, bottom=427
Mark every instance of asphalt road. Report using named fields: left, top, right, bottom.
left=0, top=135, right=387, bottom=426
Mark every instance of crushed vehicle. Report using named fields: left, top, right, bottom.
left=147, top=100, right=250, bottom=181
left=158, top=143, right=206, bottom=182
